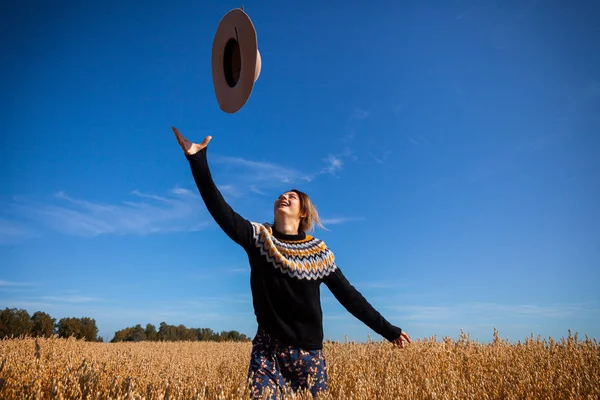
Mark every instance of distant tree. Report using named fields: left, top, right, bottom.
left=130, top=324, right=146, bottom=342
left=158, top=322, right=174, bottom=341
left=0, top=308, right=33, bottom=338
left=31, top=311, right=56, bottom=338
left=220, top=330, right=249, bottom=341
left=111, top=329, right=126, bottom=343
left=57, top=317, right=99, bottom=341
left=145, top=324, right=158, bottom=341
left=80, top=317, right=99, bottom=342
left=111, top=324, right=149, bottom=342
left=57, top=317, right=83, bottom=339
left=197, top=327, right=214, bottom=341
left=173, top=324, right=194, bottom=341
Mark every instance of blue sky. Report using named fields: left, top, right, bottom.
left=2, top=0, right=599, bottom=343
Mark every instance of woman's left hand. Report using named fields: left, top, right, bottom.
left=172, top=126, right=212, bottom=156
left=392, top=331, right=411, bottom=349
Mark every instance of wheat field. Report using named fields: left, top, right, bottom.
left=1, top=330, right=599, bottom=399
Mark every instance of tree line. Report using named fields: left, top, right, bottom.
left=111, top=322, right=250, bottom=343
left=0, top=307, right=102, bottom=342
left=0, top=308, right=250, bottom=343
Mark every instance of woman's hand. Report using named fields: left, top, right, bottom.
left=172, top=126, right=212, bottom=155
left=392, top=331, right=411, bottom=349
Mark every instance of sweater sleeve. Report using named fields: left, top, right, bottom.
left=323, top=267, right=402, bottom=343
left=185, top=147, right=253, bottom=250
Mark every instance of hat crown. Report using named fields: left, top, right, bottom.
left=211, top=8, right=260, bottom=114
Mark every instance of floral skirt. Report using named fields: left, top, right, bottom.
left=248, top=326, right=328, bottom=399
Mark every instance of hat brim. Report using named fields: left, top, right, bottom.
left=212, top=9, right=258, bottom=114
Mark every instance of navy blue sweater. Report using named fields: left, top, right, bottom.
left=185, top=147, right=402, bottom=350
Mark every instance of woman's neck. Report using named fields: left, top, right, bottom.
left=274, top=217, right=300, bottom=235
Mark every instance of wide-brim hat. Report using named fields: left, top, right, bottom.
left=212, top=8, right=262, bottom=114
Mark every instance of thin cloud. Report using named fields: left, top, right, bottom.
left=3, top=292, right=105, bottom=310
left=0, top=218, right=39, bottom=244
left=216, top=184, right=243, bottom=198
left=5, top=188, right=211, bottom=238
left=368, top=150, right=392, bottom=164
left=211, top=153, right=343, bottom=190
left=341, top=131, right=356, bottom=143
left=387, top=302, right=599, bottom=322
left=0, top=299, right=57, bottom=311
left=466, top=302, right=595, bottom=319
left=188, top=272, right=213, bottom=280
left=321, top=216, right=365, bottom=225
left=408, top=135, right=428, bottom=146
left=0, top=280, right=34, bottom=287
left=249, top=185, right=266, bottom=195
left=322, top=155, right=343, bottom=174
left=1, top=290, right=106, bottom=313
left=39, top=295, right=99, bottom=303
left=211, top=155, right=303, bottom=186
left=369, top=154, right=384, bottom=164
left=170, top=188, right=196, bottom=197
left=126, top=191, right=171, bottom=203
left=398, top=305, right=457, bottom=321
left=301, top=153, right=348, bottom=182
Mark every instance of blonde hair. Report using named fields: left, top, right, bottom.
left=290, top=189, right=326, bottom=233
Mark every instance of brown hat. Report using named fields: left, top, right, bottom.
left=212, top=8, right=262, bottom=114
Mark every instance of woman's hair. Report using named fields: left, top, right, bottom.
left=290, top=189, right=326, bottom=233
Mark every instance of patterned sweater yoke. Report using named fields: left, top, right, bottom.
left=251, top=222, right=337, bottom=280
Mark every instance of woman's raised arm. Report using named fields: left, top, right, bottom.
left=173, top=127, right=253, bottom=250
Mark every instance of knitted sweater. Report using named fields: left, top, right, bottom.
left=185, top=147, right=402, bottom=350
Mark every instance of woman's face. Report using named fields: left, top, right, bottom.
left=274, top=191, right=303, bottom=219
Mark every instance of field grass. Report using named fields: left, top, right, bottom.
left=1, top=330, right=598, bottom=399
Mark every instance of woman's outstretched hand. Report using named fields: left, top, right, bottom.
left=392, top=331, right=411, bottom=349
left=172, top=126, right=212, bottom=155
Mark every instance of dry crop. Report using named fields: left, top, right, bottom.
left=1, top=330, right=599, bottom=399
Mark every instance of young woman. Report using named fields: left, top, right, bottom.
left=173, top=127, right=410, bottom=398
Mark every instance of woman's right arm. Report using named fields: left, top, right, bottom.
left=174, top=127, right=253, bottom=250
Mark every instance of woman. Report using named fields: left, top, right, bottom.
left=173, top=127, right=410, bottom=398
